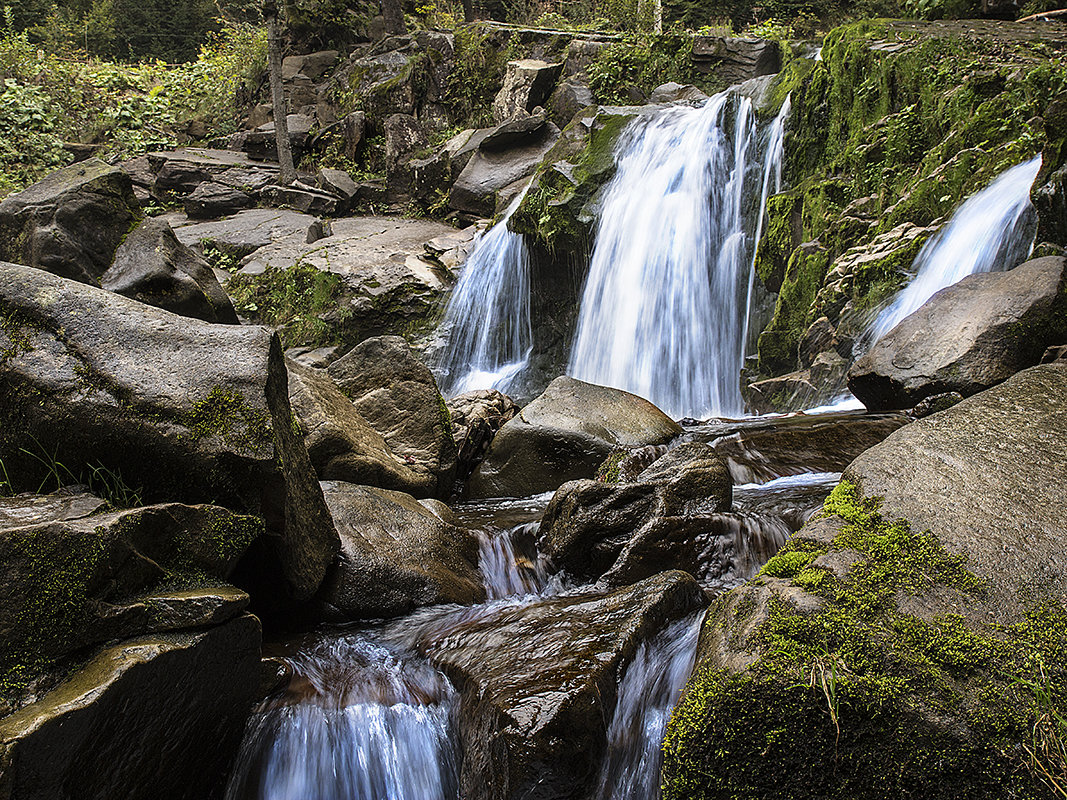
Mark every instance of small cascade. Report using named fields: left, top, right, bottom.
left=224, top=637, right=459, bottom=800
left=477, top=521, right=553, bottom=600
left=865, top=155, right=1041, bottom=345
left=568, top=93, right=790, bottom=419
left=434, top=193, right=532, bottom=397
left=595, top=614, right=703, bottom=800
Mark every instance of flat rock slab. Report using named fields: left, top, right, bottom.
left=0, top=491, right=106, bottom=527
left=168, top=208, right=321, bottom=257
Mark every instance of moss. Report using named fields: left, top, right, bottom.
left=595, top=450, right=628, bottom=484
left=199, top=509, right=264, bottom=568
left=757, top=242, right=832, bottom=373
left=0, top=305, right=35, bottom=363
left=183, top=386, right=272, bottom=452
left=662, top=480, right=1065, bottom=799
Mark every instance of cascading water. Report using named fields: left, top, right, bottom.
left=434, top=192, right=532, bottom=397
left=224, top=637, right=459, bottom=800
left=477, top=522, right=553, bottom=600
left=595, top=614, right=703, bottom=800
left=864, top=155, right=1041, bottom=345
left=568, top=93, right=790, bottom=419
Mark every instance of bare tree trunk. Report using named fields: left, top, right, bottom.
left=383, top=0, right=406, bottom=34
left=461, top=0, right=474, bottom=22
left=267, top=10, right=296, bottom=185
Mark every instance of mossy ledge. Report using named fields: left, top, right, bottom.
left=662, top=481, right=1067, bottom=800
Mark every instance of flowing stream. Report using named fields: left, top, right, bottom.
left=568, top=93, right=790, bottom=419
left=864, top=155, right=1041, bottom=345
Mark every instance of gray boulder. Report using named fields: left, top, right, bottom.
left=287, top=359, right=434, bottom=497
left=102, top=217, right=238, bottom=323
left=690, top=36, right=781, bottom=85
left=316, top=481, right=484, bottom=619
left=147, top=148, right=278, bottom=201
left=0, top=615, right=261, bottom=800
left=420, top=571, right=706, bottom=800
left=546, top=78, right=594, bottom=129
left=0, top=263, right=337, bottom=600
left=183, top=181, right=254, bottom=219
left=849, top=256, right=1067, bottom=410
left=650, top=82, right=710, bottom=104
left=492, top=59, right=564, bottom=123
left=169, top=208, right=320, bottom=259
left=468, top=376, right=681, bottom=499
left=0, top=159, right=140, bottom=285
left=328, top=336, right=457, bottom=498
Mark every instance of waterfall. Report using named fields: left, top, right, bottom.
left=224, top=637, right=459, bottom=800
left=434, top=192, right=532, bottom=398
left=477, top=521, right=553, bottom=600
left=595, top=614, right=703, bottom=800
left=567, top=93, right=791, bottom=420
left=865, top=155, right=1041, bottom=345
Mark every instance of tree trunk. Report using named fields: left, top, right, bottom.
left=383, top=0, right=406, bottom=34
left=267, top=12, right=296, bottom=185
left=461, top=0, right=474, bottom=22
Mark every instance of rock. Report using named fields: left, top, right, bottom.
left=0, top=497, right=260, bottom=689
left=662, top=364, right=1067, bottom=800
left=287, top=359, right=434, bottom=497
left=0, top=159, right=140, bottom=285
left=492, top=59, right=564, bottom=123
left=449, top=121, right=560, bottom=216
left=242, top=114, right=315, bottom=162
left=281, top=50, right=339, bottom=81
left=546, top=78, right=594, bottom=129
left=695, top=410, right=908, bottom=484
left=848, top=256, right=1067, bottom=411
left=0, top=489, right=106, bottom=527
left=467, top=376, right=682, bottom=499
left=0, top=615, right=261, bottom=800
left=540, top=442, right=733, bottom=586
left=690, top=36, right=781, bottom=85
left=479, top=112, right=549, bottom=151
left=147, top=148, right=279, bottom=201
left=101, top=217, right=238, bottom=323
left=799, top=316, right=837, bottom=367
left=650, top=82, right=710, bottom=103
left=340, top=110, right=367, bottom=162
left=1033, top=94, right=1067, bottom=246
left=743, top=370, right=818, bottom=415
left=259, top=183, right=339, bottom=216
left=328, top=336, right=457, bottom=498
left=316, top=481, right=483, bottom=619
left=909, top=390, right=963, bottom=417
left=169, top=208, right=320, bottom=259
left=420, top=571, right=706, bottom=800
left=447, top=389, right=520, bottom=479
left=285, top=345, right=340, bottom=368
left=1042, top=343, right=1067, bottom=363
left=183, top=181, right=254, bottom=219
left=385, top=113, right=428, bottom=168
left=316, top=168, right=359, bottom=202
left=234, top=217, right=458, bottom=347
left=0, top=263, right=338, bottom=601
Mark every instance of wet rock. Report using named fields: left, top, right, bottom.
left=848, top=256, right=1067, bottom=411
left=449, top=121, right=560, bottom=216
left=492, top=59, right=564, bottom=123
left=650, top=81, right=709, bottom=103
left=316, top=481, right=484, bottom=619
left=540, top=442, right=733, bottom=586
left=235, top=216, right=457, bottom=346
left=693, top=411, right=908, bottom=484
left=1033, top=94, right=1067, bottom=246
left=546, top=79, right=593, bottom=129
left=328, top=336, right=457, bottom=498
left=0, top=159, right=140, bottom=285
left=447, top=389, right=520, bottom=480
left=744, top=370, right=818, bottom=415
left=0, top=263, right=338, bottom=600
left=420, top=571, right=706, bottom=800
left=169, top=208, right=320, bottom=259
left=183, top=181, right=254, bottom=219
left=287, top=359, right=434, bottom=497
left=0, top=615, right=261, bottom=800
left=467, top=376, right=682, bottom=498
left=664, top=364, right=1067, bottom=800
left=799, top=317, right=837, bottom=367
left=690, top=37, right=781, bottom=85
left=102, top=217, right=237, bottom=323
left=0, top=489, right=106, bottom=527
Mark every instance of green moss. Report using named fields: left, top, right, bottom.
left=662, top=480, right=1065, bottom=799
left=595, top=450, right=628, bottom=484
left=0, top=306, right=34, bottom=363
left=200, top=509, right=264, bottom=567
left=184, top=386, right=272, bottom=452
left=757, top=242, right=831, bottom=373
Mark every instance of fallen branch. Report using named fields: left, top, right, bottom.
left=1017, top=7, right=1067, bottom=21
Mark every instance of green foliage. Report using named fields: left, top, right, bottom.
left=5, top=436, right=144, bottom=508
left=587, top=33, right=694, bottom=104
left=448, top=27, right=520, bottom=128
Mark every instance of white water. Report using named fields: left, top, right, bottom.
left=568, top=93, right=790, bottom=419
left=595, top=614, right=703, bottom=800
left=865, top=156, right=1041, bottom=345
left=477, top=521, right=553, bottom=600
left=435, top=192, right=532, bottom=397
left=224, top=637, right=458, bottom=800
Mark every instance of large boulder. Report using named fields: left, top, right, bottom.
left=328, top=336, right=457, bottom=498
left=540, top=442, right=733, bottom=587
left=147, top=148, right=278, bottom=202
left=0, top=263, right=337, bottom=600
left=492, top=59, right=564, bottom=123
left=848, top=256, right=1067, bottom=410
left=0, top=159, right=141, bottom=285
left=169, top=208, right=321, bottom=259
left=467, top=376, right=682, bottom=499
left=0, top=498, right=261, bottom=691
left=662, top=363, right=1067, bottom=800
left=420, top=571, right=707, bottom=800
left=689, top=36, right=781, bottom=86
left=101, top=217, right=238, bottom=324
left=286, top=359, right=434, bottom=497
left=316, top=481, right=484, bottom=619
left=0, top=614, right=261, bottom=800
